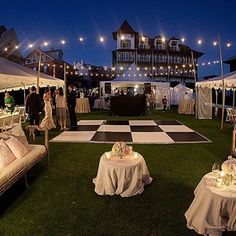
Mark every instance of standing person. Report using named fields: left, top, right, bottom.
left=40, top=87, right=56, bottom=130
left=162, top=95, right=168, bottom=112
left=4, top=91, right=15, bottom=113
left=52, top=88, right=59, bottom=126
left=25, top=86, right=41, bottom=134
left=149, top=91, right=155, bottom=112
left=56, top=87, right=67, bottom=131
left=67, top=84, right=77, bottom=130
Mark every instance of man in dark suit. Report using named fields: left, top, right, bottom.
left=25, top=86, right=42, bottom=127
left=67, top=84, right=77, bottom=130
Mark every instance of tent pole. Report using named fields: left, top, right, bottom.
left=64, top=63, right=67, bottom=106
left=195, top=85, right=198, bottom=119
left=21, top=82, right=26, bottom=106
left=233, top=90, right=235, bottom=108
left=36, top=50, right=42, bottom=94
left=191, top=51, right=197, bottom=84
left=191, top=50, right=198, bottom=119
left=218, top=33, right=225, bottom=130
left=215, top=89, right=218, bottom=116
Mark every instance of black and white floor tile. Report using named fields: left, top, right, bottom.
left=50, top=120, right=211, bottom=144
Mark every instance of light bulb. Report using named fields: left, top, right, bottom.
left=99, top=36, right=104, bottom=43
left=197, top=39, right=202, bottom=45
left=213, top=41, right=217, bottom=46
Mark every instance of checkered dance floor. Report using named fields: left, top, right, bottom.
left=50, top=120, right=211, bottom=144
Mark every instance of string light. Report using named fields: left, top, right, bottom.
left=197, top=39, right=202, bottom=45
left=99, top=36, right=105, bottom=43
left=4, top=47, right=8, bottom=51
left=181, top=37, right=185, bottom=43
left=43, top=41, right=49, bottom=46
left=226, top=42, right=232, bottom=48
left=28, top=44, right=33, bottom=48
left=61, top=40, right=66, bottom=45
left=213, top=41, right=218, bottom=46
left=79, top=37, right=84, bottom=42
left=15, top=45, right=19, bottom=49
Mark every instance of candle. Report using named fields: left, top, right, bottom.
left=106, top=152, right=111, bottom=159
left=216, top=176, right=222, bottom=187
left=220, top=171, right=225, bottom=177
left=133, top=153, right=138, bottom=159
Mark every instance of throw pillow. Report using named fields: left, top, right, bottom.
left=8, top=122, right=29, bottom=147
left=0, top=133, right=11, bottom=140
left=0, top=139, right=16, bottom=168
left=5, top=136, right=28, bottom=159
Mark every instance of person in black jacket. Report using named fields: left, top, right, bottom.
left=67, top=84, right=77, bottom=130
left=25, top=86, right=42, bottom=126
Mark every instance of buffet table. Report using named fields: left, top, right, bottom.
left=185, top=172, right=236, bottom=236
left=75, top=98, right=91, bottom=113
left=110, top=96, right=146, bottom=116
left=93, top=151, right=152, bottom=197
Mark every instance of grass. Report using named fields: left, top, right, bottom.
left=0, top=108, right=234, bottom=236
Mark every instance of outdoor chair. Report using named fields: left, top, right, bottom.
left=226, top=108, right=236, bottom=123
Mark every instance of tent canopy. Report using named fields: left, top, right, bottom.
left=170, top=83, right=193, bottom=105
left=173, top=83, right=193, bottom=92
left=0, top=57, right=63, bottom=92
left=196, top=71, right=236, bottom=90
left=194, top=72, right=236, bottom=120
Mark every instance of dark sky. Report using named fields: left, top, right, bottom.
left=1, top=0, right=236, bottom=77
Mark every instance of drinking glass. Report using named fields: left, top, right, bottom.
left=212, top=162, right=220, bottom=173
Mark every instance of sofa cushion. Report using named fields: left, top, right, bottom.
left=0, top=139, right=16, bottom=168
left=0, top=144, right=46, bottom=187
left=5, top=136, right=29, bottom=159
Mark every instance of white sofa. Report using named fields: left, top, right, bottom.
left=0, top=125, right=48, bottom=195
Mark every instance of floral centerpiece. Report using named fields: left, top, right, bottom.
left=216, top=156, right=236, bottom=187
left=112, top=141, right=130, bottom=159
left=221, top=156, right=236, bottom=174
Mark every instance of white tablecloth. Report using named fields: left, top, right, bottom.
left=93, top=151, right=152, bottom=197
left=75, top=98, right=91, bottom=113
left=93, top=98, right=109, bottom=109
left=178, top=98, right=194, bottom=114
left=185, top=172, right=236, bottom=235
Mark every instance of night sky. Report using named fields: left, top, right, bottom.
left=1, top=0, right=236, bottom=77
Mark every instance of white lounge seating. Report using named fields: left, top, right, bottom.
left=0, top=125, right=48, bottom=195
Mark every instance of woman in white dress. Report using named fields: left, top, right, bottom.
left=55, top=87, right=67, bottom=131
left=40, top=88, right=56, bottom=130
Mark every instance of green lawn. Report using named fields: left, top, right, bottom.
left=0, top=109, right=234, bottom=236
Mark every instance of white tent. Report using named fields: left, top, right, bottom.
left=100, top=63, right=170, bottom=108
left=170, top=83, right=193, bottom=105
left=0, top=57, right=63, bottom=92
left=196, top=71, right=236, bottom=120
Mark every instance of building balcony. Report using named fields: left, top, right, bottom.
left=138, top=44, right=150, bottom=50
left=117, top=57, right=134, bottom=62
left=154, top=45, right=166, bottom=50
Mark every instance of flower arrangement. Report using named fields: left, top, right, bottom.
left=221, top=156, right=236, bottom=174
left=112, top=141, right=130, bottom=158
